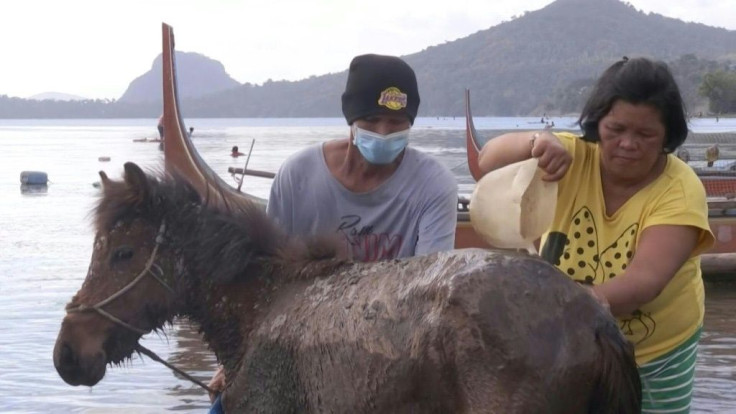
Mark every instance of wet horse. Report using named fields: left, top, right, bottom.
left=54, top=162, right=641, bottom=413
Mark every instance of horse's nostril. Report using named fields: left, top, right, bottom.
left=61, top=343, right=78, bottom=366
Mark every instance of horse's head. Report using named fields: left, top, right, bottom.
left=53, top=161, right=337, bottom=388
left=54, top=162, right=190, bottom=386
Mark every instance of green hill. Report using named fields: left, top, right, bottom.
left=1, top=0, right=734, bottom=118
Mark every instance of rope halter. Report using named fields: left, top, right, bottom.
left=66, top=221, right=174, bottom=335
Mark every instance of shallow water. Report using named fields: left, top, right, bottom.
left=0, top=117, right=734, bottom=413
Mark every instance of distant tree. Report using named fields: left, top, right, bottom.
left=700, top=70, right=736, bottom=114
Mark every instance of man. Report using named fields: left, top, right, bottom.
left=230, top=145, right=245, bottom=157
left=267, top=53, right=458, bottom=261
left=208, top=54, right=458, bottom=411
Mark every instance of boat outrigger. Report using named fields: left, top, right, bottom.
left=159, top=23, right=736, bottom=280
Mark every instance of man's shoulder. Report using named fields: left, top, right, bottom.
left=410, top=146, right=453, bottom=170
left=279, top=143, right=323, bottom=172
left=404, top=147, right=456, bottom=189
left=406, top=147, right=447, bottom=169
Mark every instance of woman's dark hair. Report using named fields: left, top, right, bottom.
left=577, top=57, right=689, bottom=153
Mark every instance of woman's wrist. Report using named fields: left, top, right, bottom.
left=530, top=132, right=539, bottom=150
left=530, top=130, right=550, bottom=155
left=530, top=132, right=540, bottom=156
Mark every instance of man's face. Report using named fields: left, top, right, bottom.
left=353, top=113, right=411, bottom=136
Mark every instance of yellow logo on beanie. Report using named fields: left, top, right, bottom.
left=378, top=87, right=408, bottom=111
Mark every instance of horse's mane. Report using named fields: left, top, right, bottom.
left=94, top=164, right=340, bottom=285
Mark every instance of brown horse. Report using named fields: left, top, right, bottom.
left=54, top=162, right=641, bottom=413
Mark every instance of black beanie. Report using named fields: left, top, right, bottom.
left=341, top=54, right=420, bottom=125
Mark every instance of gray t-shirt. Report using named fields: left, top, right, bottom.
left=267, top=144, right=458, bottom=261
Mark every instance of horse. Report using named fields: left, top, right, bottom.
left=54, top=162, right=641, bottom=413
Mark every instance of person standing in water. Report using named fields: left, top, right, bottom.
left=477, top=57, right=713, bottom=413
left=207, top=53, right=458, bottom=413
left=230, top=146, right=244, bottom=157
left=267, top=53, right=458, bottom=262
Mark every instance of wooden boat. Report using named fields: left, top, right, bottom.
left=697, top=173, right=736, bottom=198
left=159, top=24, right=736, bottom=279
left=161, top=23, right=262, bottom=210
left=461, top=89, right=736, bottom=278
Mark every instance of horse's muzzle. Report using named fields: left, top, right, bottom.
left=53, top=334, right=107, bottom=386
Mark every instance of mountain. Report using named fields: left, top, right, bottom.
left=28, top=92, right=87, bottom=101
left=405, top=0, right=736, bottom=116
left=178, top=0, right=736, bottom=117
left=1, top=0, right=735, bottom=118
left=118, top=51, right=241, bottom=104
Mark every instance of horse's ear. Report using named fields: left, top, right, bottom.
left=98, top=171, right=111, bottom=188
left=123, top=162, right=151, bottom=201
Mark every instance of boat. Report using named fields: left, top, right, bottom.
left=461, top=89, right=736, bottom=279
left=160, top=23, right=262, bottom=211
left=159, top=23, right=736, bottom=280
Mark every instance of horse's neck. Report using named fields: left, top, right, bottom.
left=182, top=277, right=261, bottom=370
left=181, top=258, right=347, bottom=373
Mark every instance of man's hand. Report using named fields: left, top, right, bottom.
left=208, top=365, right=226, bottom=403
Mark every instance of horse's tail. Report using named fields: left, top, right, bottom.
left=588, top=318, right=642, bottom=414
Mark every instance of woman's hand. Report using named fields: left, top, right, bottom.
left=531, top=131, right=572, bottom=181
left=208, top=365, right=226, bottom=403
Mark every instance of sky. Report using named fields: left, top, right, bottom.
left=1, top=0, right=734, bottom=101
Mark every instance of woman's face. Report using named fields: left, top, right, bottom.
left=598, top=100, right=667, bottom=184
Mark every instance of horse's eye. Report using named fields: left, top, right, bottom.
left=111, top=246, right=134, bottom=263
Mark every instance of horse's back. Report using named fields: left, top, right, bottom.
left=231, top=248, right=625, bottom=413
left=433, top=249, right=609, bottom=412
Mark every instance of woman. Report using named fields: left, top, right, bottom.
left=478, top=57, right=714, bottom=413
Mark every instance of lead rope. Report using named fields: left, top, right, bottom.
left=135, top=344, right=215, bottom=394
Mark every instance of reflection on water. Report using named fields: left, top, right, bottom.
left=163, top=320, right=218, bottom=411
left=0, top=118, right=734, bottom=412
left=20, top=184, right=49, bottom=195
left=695, top=283, right=736, bottom=413
left=166, top=321, right=218, bottom=400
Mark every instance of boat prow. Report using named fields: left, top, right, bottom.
left=160, top=23, right=264, bottom=209
left=464, top=89, right=485, bottom=182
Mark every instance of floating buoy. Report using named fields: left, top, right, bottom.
left=20, top=171, right=48, bottom=185
left=98, top=156, right=111, bottom=162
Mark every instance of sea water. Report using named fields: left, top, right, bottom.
left=0, top=117, right=734, bottom=413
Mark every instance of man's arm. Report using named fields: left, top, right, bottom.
left=266, top=165, right=294, bottom=233
left=415, top=169, right=458, bottom=255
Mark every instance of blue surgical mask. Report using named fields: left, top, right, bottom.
left=352, top=125, right=410, bottom=165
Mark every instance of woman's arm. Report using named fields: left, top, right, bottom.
left=478, top=130, right=571, bottom=181
left=592, top=224, right=699, bottom=316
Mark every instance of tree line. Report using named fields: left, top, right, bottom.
left=2, top=55, right=733, bottom=119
